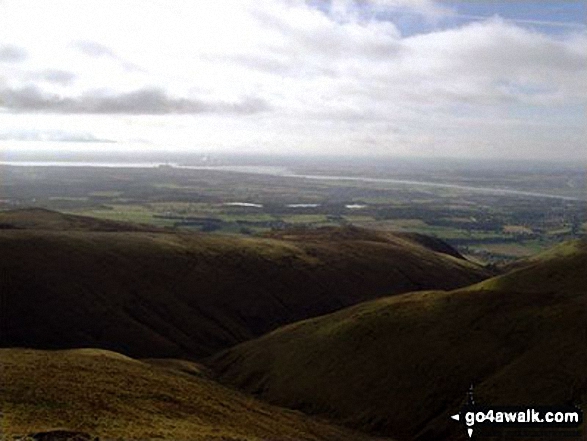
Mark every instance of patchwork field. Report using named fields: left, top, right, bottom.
left=0, top=157, right=584, bottom=440
left=1, top=158, right=584, bottom=263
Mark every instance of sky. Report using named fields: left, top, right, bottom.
left=0, top=0, right=585, bottom=160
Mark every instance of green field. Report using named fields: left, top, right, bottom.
left=63, top=196, right=582, bottom=264
left=1, top=163, right=584, bottom=264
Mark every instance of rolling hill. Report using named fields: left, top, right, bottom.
left=0, top=207, right=158, bottom=232
left=0, top=208, right=489, bottom=359
left=0, top=347, right=383, bottom=441
left=208, top=238, right=587, bottom=440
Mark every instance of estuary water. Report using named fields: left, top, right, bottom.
left=0, top=160, right=582, bottom=201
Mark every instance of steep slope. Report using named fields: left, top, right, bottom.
left=0, top=348, right=381, bottom=441
left=208, top=239, right=587, bottom=440
left=0, top=209, right=489, bottom=359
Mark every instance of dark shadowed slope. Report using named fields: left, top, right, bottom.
left=0, top=348, right=383, bottom=441
left=208, top=239, right=587, bottom=441
left=0, top=207, right=159, bottom=232
left=0, top=209, right=489, bottom=359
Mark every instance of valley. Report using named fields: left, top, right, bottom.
left=0, top=158, right=585, bottom=440
left=1, top=1, right=585, bottom=439
left=209, top=238, right=587, bottom=439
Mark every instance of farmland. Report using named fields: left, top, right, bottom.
left=1, top=153, right=585, bottom=263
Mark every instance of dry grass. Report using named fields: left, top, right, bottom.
left=0, top=348, right=381, bottom=441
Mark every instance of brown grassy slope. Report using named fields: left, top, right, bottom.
left=0, top=207, right=159, bottom=232
left=265, top=228, right=466, bottom=261
left=208, top=239, right=587, bottom=441
left=0, top=348, right=385, bottom=441
left=0, top=209, right=489, bottom=359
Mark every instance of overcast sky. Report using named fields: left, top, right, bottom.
left=0, top=0, right=585, bottom=160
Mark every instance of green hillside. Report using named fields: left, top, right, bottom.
left=0, top=348, right=381, bottom=441
left=0, top=208, right=488, bottom=359
left=208, top=239, right=587, bottom=440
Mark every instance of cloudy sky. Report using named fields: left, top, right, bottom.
left=0, top=0, right=585, bottom=160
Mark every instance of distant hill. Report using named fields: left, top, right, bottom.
left=0, top=207, right=158, bottom=232
left=0, top=348, right=378, bottom=441
left=208, top=239, right=587, bottom=440
left=0, top=208, right=489, bottom=359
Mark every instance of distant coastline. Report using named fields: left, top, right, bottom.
left=0, top=160, right=582, bottom=201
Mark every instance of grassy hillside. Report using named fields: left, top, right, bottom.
left=208, top=239, right=587, bottom=440
left=0, top=348, right=384, bottom=441
left=0, top=207, right=158, bottom=232
left=0, top=209, right=488, bottom=359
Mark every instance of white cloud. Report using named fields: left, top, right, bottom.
left=0, top=0, right=584, bottom=160
left=30, top=69, right=77, bottom=86
left=0, top=85, right=270, bottom=114
left=73, top=41, right=118, bottom=58
left=0, top=128, right=114, bottom=143
left=0, top=44, right=27, bottom=63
